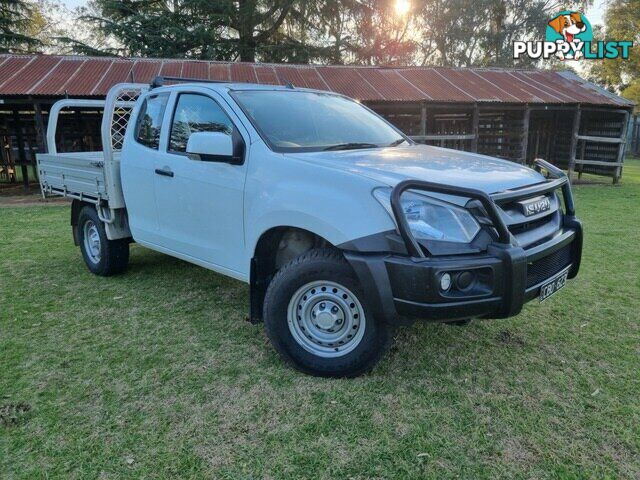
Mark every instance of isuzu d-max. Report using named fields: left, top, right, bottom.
left=37, top=78, right=583, bottom=377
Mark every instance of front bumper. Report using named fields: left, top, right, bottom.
left=346, top=218, right=582, bottom=325
left=344, top=160, right=583, bottom=325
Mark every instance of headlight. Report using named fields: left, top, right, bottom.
left=373, top=188, right=480, bottom=243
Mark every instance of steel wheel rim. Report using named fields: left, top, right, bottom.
left=83, top=220, right=101, bottom=264
left=287, top=280, right=366, bottom=358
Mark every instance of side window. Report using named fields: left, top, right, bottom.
left=134, top=93, right=169, bottom=149
left=169, top=93, right=235, bottom=153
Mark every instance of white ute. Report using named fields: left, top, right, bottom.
left=38, top=78, right=583, bottom=377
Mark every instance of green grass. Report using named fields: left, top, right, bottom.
left=1, top=160, right=639, bottom=479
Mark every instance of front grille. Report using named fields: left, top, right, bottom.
left=499, top=192, right=562, bottom=249
left=508, top=215, right=554, bottom=236
left=526, top=244, right=572, bottom=288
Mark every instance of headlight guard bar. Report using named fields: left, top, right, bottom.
left=390, top=158, right=575, bottom=258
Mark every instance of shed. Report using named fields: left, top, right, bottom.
left=0, top=54, right=633, bottom=190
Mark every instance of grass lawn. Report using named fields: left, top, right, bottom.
left=1, top=160, right=639, bottom=479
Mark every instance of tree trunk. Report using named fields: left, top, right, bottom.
left=436, top=37, right=447, bottom=66
left=237, top=0, right=256, bottom=62
left=239, top=40, right=256, bottom=62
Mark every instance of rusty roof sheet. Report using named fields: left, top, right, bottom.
left=0, top=56, right=33, bottom=87
left=253, top=65, right=279, bottom=85
left=2, top=55, right=61, bottom=94
left=475, top=70, right=545, bottom=103
left=63, top=59, right=113, bottom=95
left=356, top=68, right=425, bottom=101
left=0, top=54, right=632, bottom=107
left=209, top=63, right=231, bottom=82
left=400, top=68, right=474, bottom=102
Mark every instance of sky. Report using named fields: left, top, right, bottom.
left=585, top=0, right=607, bottom=26
left=60, top=0, right=85, bottom=8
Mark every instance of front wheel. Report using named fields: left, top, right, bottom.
left=77, top=206, right=129, bottom=276
left=263, top=248, right=393, bottom=377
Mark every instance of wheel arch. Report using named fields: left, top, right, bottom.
left=70, top=200, right=96, bottom=246
left=249, top=226, right=336, bottom=323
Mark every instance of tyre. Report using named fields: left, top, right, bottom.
left=263, top=248, right=393, bottom=377
left=77, top=206, right=129, bottom=276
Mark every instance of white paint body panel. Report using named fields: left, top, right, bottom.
left=37, top=151, right=110, bottom=202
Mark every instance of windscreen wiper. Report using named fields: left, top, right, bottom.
left=322, top=142, right=380, bottom=151
left=387, top=138, right=408, bottom=147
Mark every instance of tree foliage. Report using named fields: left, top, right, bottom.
left=411, top=0, right=589, bottom=67
left=61, top=0, right=592, bottom=69
left=338, top=0, right=417, bottom=66
left=79, top=0, right=300, bottom=61
left=587, top=0, right=639, bottom=108
left=0, top=0, right=42, bottom=52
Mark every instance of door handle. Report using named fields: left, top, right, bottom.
left=155, top=168, right=174, bottom=178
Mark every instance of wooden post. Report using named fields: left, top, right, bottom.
left=471, top=103, right=479, bottom=152
left=420, top=101, right=427, bottom=144
left=614, top=109, right=630, bottom=184
left=12, top=109, right=29, bottom=192
left=631, top=115, right=640, bottom=155
left=578, top=140, right=586, bottom=180
left=632, top=115, right=638, bottom=155
left=521, top=105, right=530, bottom=164
left=74, top=109, right=87, bottom=150
left=0, top=111, right=8, bottom=182
left=568, top=105, right=581, bottom=181
left=633, top=115, right=640, bottom=155
left=0, top=134, right=8, bottom=182
left=34, top=102, right=48, bottom=152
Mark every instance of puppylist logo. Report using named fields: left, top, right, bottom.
left=513, top=11, right=633, bottom=61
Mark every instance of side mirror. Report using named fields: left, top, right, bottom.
left=186, top=131, right=238, bottom=163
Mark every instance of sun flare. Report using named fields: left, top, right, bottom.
left=394, top=0, right=411, bottom=16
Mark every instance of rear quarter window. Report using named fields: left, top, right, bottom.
left=134, top=93, right=169, bottom=149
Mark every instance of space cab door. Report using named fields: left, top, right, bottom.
left=121, top=91, right=170, bottom=244
left=152, top=88, right=249, bottom=278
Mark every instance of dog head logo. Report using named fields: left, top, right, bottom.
left=545, top=11, right=592, bottom=60
left=548, top=13, right=586, bottom=42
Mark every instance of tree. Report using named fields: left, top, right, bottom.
left=413, top=0, right=590, bottom=67
left=251, top=1, right=336, bottom=63
left=56, top=0, right=596, bottom=70
left=81, top=0, right=299, bottom=61
left=587, top=0, right=640, bottom=108
left=341, top=0, right=417, bottom=66
left=413, top=0, right=489, bottom=67
left=477, top=0, right=589, bottom=67
left=73, top=0, right=417, bottom=65
left=0, top=0, right=42, bottom=52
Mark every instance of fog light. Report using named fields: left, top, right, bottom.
left=456, top=271, right=475, bottom=290
left=440, top=272, right=452, bottom=291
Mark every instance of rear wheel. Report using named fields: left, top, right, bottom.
left=77, top=206, right=129, bottom=276
left=263, top=248, right=392, bottom=377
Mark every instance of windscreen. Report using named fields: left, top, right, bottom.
left=232, top=90, right=406, bottom=152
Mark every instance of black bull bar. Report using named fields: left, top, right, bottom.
left=390, top=158, right=576, bottom=257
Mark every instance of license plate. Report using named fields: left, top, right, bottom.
left=539, top=268, right=569, bottom=302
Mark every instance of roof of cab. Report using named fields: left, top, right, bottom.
left=157, top=81, right=327, bottom=94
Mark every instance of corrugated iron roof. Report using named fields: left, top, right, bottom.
left=0, top=54, right=633, bottom=107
